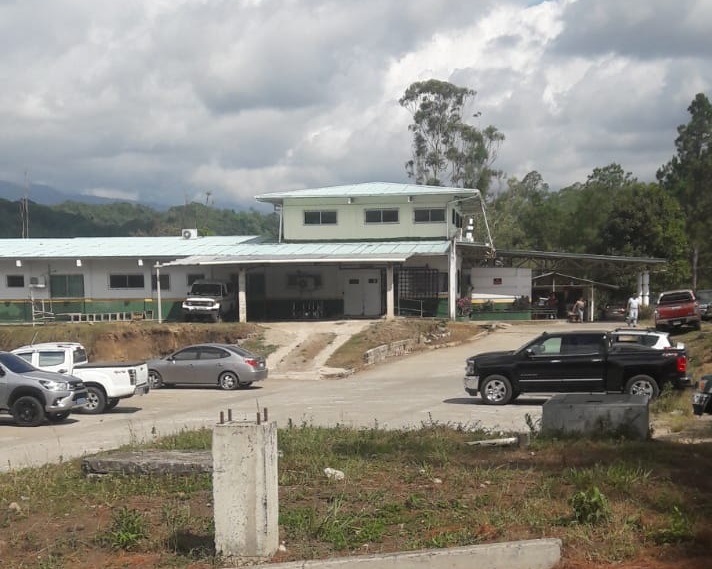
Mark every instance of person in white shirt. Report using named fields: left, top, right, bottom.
left=626, top=293, right=642, bottom=327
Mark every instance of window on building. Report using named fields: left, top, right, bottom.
left=365, top=209, right=399, bottom=224
left=414, top=208, right=446, bottom=223
left=187, top=273, right=205, bottom=286
left=304, top=210, right=337, bottom=225
left=452, top=210, right=463, bottom=228
left=109, top=274, right=145, bottom=289
left=49, top=274, right=85, bottom=298
left=6, top=275, right=24, bottom=288
left=151, top=274, right=170, bottom=291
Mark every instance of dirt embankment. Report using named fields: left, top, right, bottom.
left=0, top=322, right=265, bottom=362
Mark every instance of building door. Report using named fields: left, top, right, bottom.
left=342, top=270, right=381, bottom=316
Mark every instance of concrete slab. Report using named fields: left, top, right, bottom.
left=236, top=539, right=562, bottom=569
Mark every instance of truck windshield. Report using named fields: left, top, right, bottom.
left=190, top=284, right=223, bottom=296
left=0, top=352, right=38, bottom=374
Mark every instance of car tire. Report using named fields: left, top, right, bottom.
left=81, top=385, right=107, bottom=414
left=693, top=320, right=701, bottom=331
left=625, top=375, right=660, bottom=399
left=12, top=396, right=46, bottom=427
left=479, top=375, right=513, bottom=405
left=47, top=411, right=71, bottom=422
left=148, top=370, right=163, bottom=389
left=105, top=398, right=120, bottom=411
left=219, top=371, right=239, bottom=390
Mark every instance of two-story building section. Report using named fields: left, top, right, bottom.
left=0, top=182, right=493, bottom=324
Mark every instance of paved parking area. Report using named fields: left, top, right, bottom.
left=0, top=321, right=607, bottom=472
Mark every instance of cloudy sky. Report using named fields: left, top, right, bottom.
left=1, top=0, right=710, bottom=210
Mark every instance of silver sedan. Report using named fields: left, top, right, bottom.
left=147, top=343, right=268, bottom=390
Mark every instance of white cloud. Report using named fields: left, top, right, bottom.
left=0, top=0, right=710, bottom=207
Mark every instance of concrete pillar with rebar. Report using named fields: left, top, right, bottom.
left=213, top=410, right=278, bottom=561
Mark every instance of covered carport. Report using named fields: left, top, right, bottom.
left=531, top=271, right=619, bottom=322
left=153, top=241, right=451, bottom=323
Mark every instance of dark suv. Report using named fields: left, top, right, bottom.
left=695, top=289, right=712, bottom=320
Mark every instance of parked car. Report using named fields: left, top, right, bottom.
left=182, top=280, right=236, bottom=322
left=599, top=304, right=627, bottom=322
left=609, top=328, right=685, bottom=351
left=147, top=343, right=268, bottom=390
left=12, top=342, right=149, bottom=414
left=695, top=289, right=712, bottom=320
left=0, top=352, right=88, bottom=426
left=654, top=289, right=701, bottom=331
left=692, top=375, right=712, bottom=415
left=463, top=330, right=688, bottom=405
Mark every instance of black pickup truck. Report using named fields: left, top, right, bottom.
left=464, top=330, right=688, bottom=405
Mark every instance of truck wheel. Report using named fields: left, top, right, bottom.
left=694, top=320, right=702, bottom=331
left=480, top=375, right=513, bottom=405
left=105, top=398, right=120, bottom=411
left=625, top=375, right=660, bottom=399
left=148, top=370, right=163, bottom=389
left=47, top=411, right=71, bottom=422
left=219, top=371, right=239, bottom=390
left=82, top=386, right=107, bottom=414
left=12, top=396, right=46, bottom=427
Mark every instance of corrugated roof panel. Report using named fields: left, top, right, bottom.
left=0, top=235, right=262, bottom=258
left=255, top=182, right=480, bottom=203
left=159, top=240, right=451, bottom=267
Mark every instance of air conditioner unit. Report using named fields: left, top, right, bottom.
left=181, top=228, right=198, bottom=240
left=29, top=276, right=46, bottom=288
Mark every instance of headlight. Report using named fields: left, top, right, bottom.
left=39, top=379, right=69, bottom=391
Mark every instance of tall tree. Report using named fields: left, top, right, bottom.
left=657, top=92, right=712, bottom=289
left=399, top=79, right=504, bottom=195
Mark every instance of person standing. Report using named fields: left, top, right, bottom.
left=627, top=292, right=641, bottom=327
left=573, top=297, right=585, bottom=323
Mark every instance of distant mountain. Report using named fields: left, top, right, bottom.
left=0, top=180, right=170, bottom=210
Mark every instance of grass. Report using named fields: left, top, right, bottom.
left=1, top=422, right=712, bottom=569
left=1, top=320, right=712, bottom=569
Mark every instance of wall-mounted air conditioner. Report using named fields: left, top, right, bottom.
left=182, top=228, right=198, bottom=239
left=29, top=276, right=46, bottom=288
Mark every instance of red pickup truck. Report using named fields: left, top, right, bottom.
left=654, top=289, right=701, bottom=331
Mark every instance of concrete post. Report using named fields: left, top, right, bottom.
left=213, top=419, right=279, bottom=562
left=238, top=268, right=247, bottom=323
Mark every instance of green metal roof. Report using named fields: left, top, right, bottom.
left=0, top=235, right=262, bottom=259
left=160, top=240, right=451, bottom=267
left=255, top=182, right=480, bottom=204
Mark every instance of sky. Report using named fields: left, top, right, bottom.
left=0, top=0, right=710, bottom=210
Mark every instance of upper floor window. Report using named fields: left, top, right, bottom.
left=365, top=208, right=399, bottom=224
left=109, top=274, right=145, bottom=289
left=414, top=208, right=446, bottom=223
left=304, top=210, right=337, bottom=225
left=6, top=275, right=24, bottom=288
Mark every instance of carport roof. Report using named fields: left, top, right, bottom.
left=532, top=271, right=620, bottom=290
left=159, top=240, right=451, bottom=266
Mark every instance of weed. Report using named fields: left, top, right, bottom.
left=570, top=486, right=611, bottom=525
left=99, top=506, right=148, bottom=550
left=651, top=505, right=694, bottom=544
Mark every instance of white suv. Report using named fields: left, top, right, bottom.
left=609, top=328, right=684, bottom=351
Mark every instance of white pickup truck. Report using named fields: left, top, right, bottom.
left=11, top=342, right=150, bottom=414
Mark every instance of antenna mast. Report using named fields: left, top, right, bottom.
left=20, top=171, right=30, bottom=238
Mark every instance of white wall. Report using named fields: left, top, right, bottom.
left=470, top=267, right=532, bottom=298
left=282, top=196, right=455, bottom=241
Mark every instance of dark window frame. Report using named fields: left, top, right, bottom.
left=49, top=274, right=85, bottom=298
left=414, top=208, right=446, bottom=223
left=304, top=210, right=338, bottom=225
left=152, top=274, right=170, bottom=291
left=6, top=274, right=25, bottom=288
left=109, top=274, right=145, bottom=289
left=365, top=208, right=399, bottom=224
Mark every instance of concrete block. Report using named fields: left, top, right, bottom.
left=239, top=538, right=561, bottom=569
left=541, top=393, right=649, bottom=440
left=213, top=420, right=279, bottom=561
